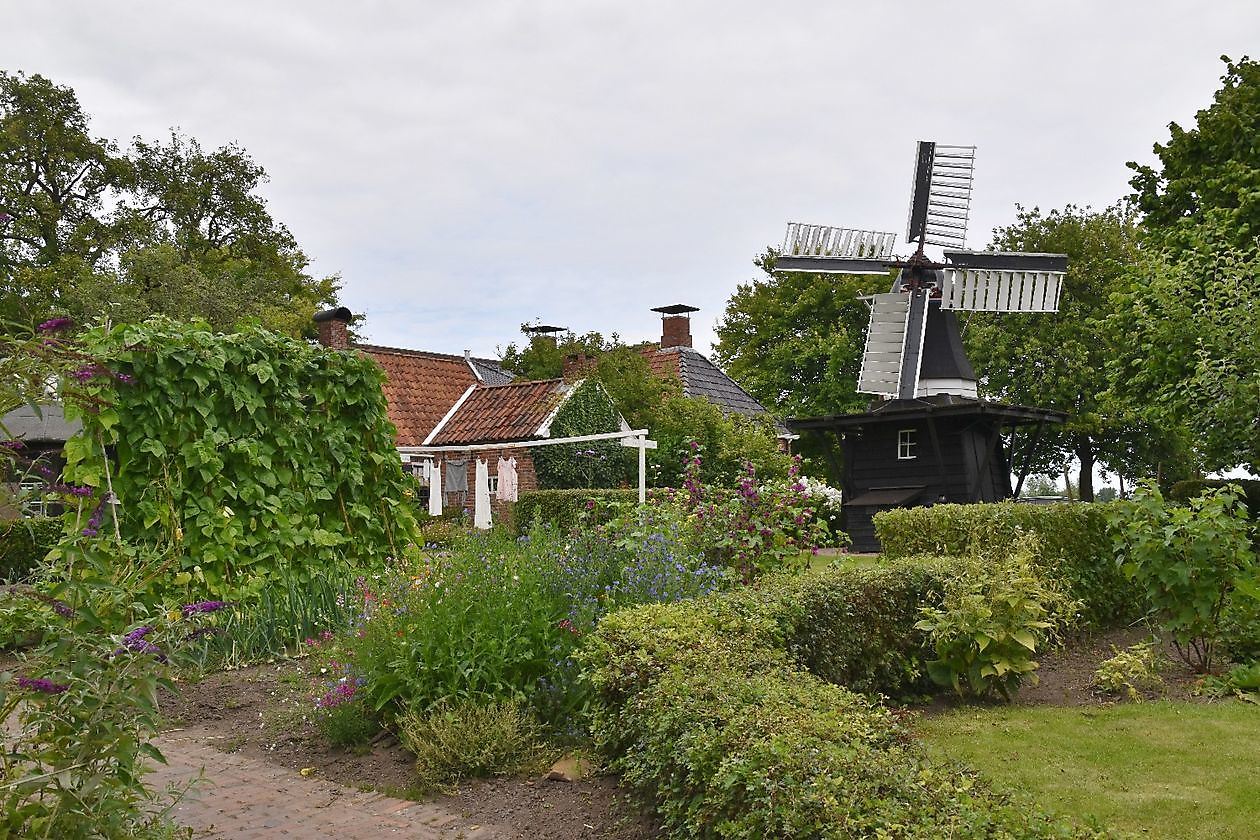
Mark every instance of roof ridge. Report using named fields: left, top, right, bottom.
left=354, top=343, right=501, bottom=364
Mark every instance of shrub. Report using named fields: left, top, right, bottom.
left=315, top=696, right=380, bottom=747
left=399, top=698, right=546, bottom=793
left=1092, top=642, right=1166, bottom=701
left=748, top=557, right=955, bottom=697
left=1109, top=481, right=1257, bottom=672
left=512, top=488, right=638, bottom=535
left=582, top=593, right=1106, bottom=839
left=1169, top=478, right=1260, bottom=517
left=915, top=537, right=1078, bottom=700
left=335, top=521, right=729, bottom=732
left=876, top=501, right=1141, bottom=628
left=0, top=517, right=60, bottom=583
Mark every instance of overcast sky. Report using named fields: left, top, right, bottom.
left=4, top=1, right=1259, bottom=358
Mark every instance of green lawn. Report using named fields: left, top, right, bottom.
left=915, top=701, right=1260, bottom=839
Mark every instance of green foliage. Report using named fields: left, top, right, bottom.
left=0, top=517, right=61, bottom=582
left=498, top=328, right=616, bottom=380
left=511, top=488, right=638, bottom=535
left=0, top=71, right=338, bottom=334
left=0, top=318, right=197, bottom=837
left=332, top=523, right=727, bottom=732
left=1169, top=478, right=1260, bottom=514
left=1108, top=481, right=1258, bottom=672
left=713, top=251, right=890, bottom=481
left=582, top=592, right=1104, bottom=839
left=1092, top=642, right=1167, bottom=701
left=399, top=698, right=546, bottom=793
left=1106, top=245, right=1260, bottom=473
left=591, top=345, right=677, bottom=430
left=875, top=501, right=1142, bottom=628
left=966, top=203, right=1181, bottom=499
left=1128, top=55, right=1260, bottom=252
left=63, top=319, right=417, bottom=605
left=751, top=557, right=956, bottom=697
left=915, top=537, right=1077, bottom=700
left=645, top=393, right=788, bottom=488
left=315, top=698, right=381, bottom=747
left=531, top=380, right=632, bottom=489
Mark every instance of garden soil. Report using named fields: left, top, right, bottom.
left=156, top=626, right=1207, bottom=837
left=158, top=660, right=660, bottom=839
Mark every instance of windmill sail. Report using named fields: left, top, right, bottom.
left=857, top=291, right=929, bottom=398
left=939, top=251, right=1068, bottom=313
left=905, top=142, right=976, bottom=249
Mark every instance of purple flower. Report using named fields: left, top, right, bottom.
left=70, top=366, right=100, bottom=383
left=114, top=372, right=135, bottom=384
left=124, top=626, right=154, bottom=643
left=17, top=676, right=68, bottom=694
left=80, top=527, right=99, bottom=537
left=37, top=317, right=72, bottom=333
left=182, top=600, right=229, bottom=616
left=0, top=440, right=23, bottom=450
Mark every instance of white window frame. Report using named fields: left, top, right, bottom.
left=897, top=429, right=917, bottom=460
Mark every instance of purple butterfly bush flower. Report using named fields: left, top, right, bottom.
left=0, top=440, right=23, bottom=450
left=37, top=317, right=73, bottom=333
left=17, top=676, right=68, bottom=694
left=182, top=600, right=229, bottom=616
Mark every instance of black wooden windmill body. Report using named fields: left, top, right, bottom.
left=781, top=142, right=1067, bottom=551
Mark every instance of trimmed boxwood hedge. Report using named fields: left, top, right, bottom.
left=0, top=517, right=60, bottom=583
left=873, top=502, right=1142, bottom=628
left=583, top=573, right=1107, bottom=839
left=511, top=489, right=638, bottom=535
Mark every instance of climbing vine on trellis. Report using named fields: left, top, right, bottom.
left=532, top=380, right=632, bottom=490
left=64, top=318, right=418, bottom=601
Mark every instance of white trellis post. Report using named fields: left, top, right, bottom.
left=620, top=433, right=658, bottom=504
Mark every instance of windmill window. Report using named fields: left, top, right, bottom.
left=897, top=429, right=917, bottom=460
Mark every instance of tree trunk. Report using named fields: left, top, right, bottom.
left=1076, top=436, right=1095, bottom=502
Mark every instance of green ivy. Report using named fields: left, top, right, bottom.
left=61, top=318, right=418, bottom=603
left=531, top=380, right=631, bottom=490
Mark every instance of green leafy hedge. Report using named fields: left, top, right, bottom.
left=748, top=559, right=955, bottom=696
left=1169, top=479, right=1260, bottom=516
left=582, top=585, right=1105, bottom=839
left=874, top=502, right=1141, bottom=627
left=531, top=381, right=632, bottom=489
left=0, top=517, right=60, bottom=582
left=512, top=489, right=638, bottom=535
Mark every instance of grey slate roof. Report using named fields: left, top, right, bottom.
left=468, top=357, right=515, bottom=385
left=661, top=348, right=788, bottom=435
left=2, top=403, right=82, bottom=443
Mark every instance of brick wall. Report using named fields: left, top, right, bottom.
left=431, top=448, right=537, bottom=525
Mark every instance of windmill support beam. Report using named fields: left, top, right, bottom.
left=1012, top=418, right=1046, bottom=497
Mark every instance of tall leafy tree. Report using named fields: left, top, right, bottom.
left=1127, top=54, right=1260, bottom=252
left=713, top=251, right=891, bottom=419
left=0, top=72, right=128, bottom=323
left=498, top=328, right=618, bottom=379
left=1106, top=244, right=1259, bottom=474
left=964, top=203, right=1190, bottom=500
left=0, top=72, right=338, bottom=334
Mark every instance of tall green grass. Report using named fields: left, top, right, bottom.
left=186, top=567, right=363, bottom=669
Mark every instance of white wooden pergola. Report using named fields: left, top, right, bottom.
left=397, top=428, right=658, bottom=504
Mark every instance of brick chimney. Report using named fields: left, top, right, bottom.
left=652, top=304, right=699, bottom=349
left=314, top=307, right=352, bottom=350
left=563, top=353, right=597, bottom=380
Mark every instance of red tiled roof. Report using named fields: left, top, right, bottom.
left=355, top=345, right=477, bottom=446
left=429, top=379, right=567, bottom=445
left=639, top=344, right=682, bottom=382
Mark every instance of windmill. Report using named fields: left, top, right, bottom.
left=779, top=142, right=1069, bottom=550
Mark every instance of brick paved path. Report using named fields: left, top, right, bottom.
left=151, top=728, right=512, bottom=839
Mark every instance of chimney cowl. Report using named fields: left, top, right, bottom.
left=653, top=304, right=697, bottom=349
left=314, top=307, right=353, bottom=350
